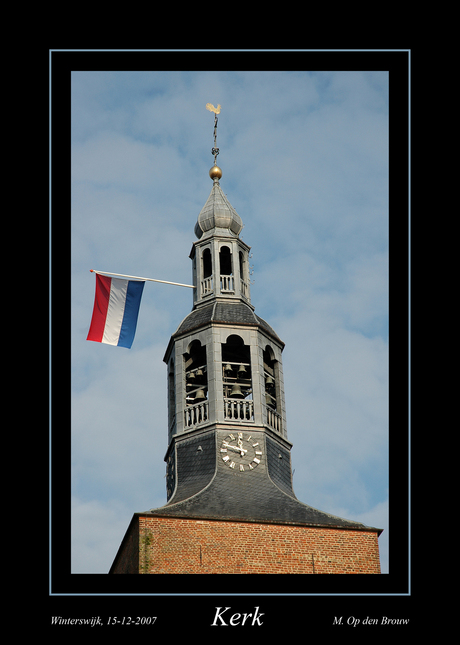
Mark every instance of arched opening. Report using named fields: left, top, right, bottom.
left=239, top=250, right=249, bottom=298
left=201, top=248, right=213, bottom=296
left=222, top=334, right=253, bottom=421
left=202, top=248, right=212, bottom=278
left=263, top=345, right=277, bottom=410
left=263, top=345, right=282, bottom=432
left=219, top=245, right=234, bottom=292
left=183, top=340, right=208, bottom=428
left=219, top=245, right=232, bottom=275
left=168, top=358, right=176, bottom=441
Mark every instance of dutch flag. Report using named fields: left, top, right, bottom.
left=87, top=273, right=145, bottom=348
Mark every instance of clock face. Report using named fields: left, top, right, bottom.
left=220, top=432, right=263, bottom=472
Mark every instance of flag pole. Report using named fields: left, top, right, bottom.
left=90, top=269, right=195, bottom=289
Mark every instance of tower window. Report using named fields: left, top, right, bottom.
left=201, top=248, right=213, bottom=297
left=219, top=246, right=234, bottom=292
left=168, top=358, right=176, bottom=441
left=184, top=340, right=208, bottom=406
left=219, top=245, right=232, bottom=275
left=239, top=250, right=249, bottom=298
left=263, top=346, right=277, bottom=411
left=202, top=248, right=212, bottom=279
left=222, top=335, right=252, bottom=400
left=222, top=334, right=253, bottom=421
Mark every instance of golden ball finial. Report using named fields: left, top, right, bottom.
left=209, top=165, right=222, bottom=180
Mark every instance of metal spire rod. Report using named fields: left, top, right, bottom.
left=206, top=103, right=221, bottom=165
left=212, top=113, right=219, bottom=164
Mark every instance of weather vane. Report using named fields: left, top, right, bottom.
left=206, top=103, right=221, bottom=165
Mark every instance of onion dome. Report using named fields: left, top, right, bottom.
left=194, top=168, right=243, bottom=239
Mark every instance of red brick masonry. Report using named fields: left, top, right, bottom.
left=111, top=514, right=381, bottom=574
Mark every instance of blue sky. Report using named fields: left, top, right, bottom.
left=70, top=68, right=390, bottom=574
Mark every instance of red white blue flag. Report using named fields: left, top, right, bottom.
left=87, top=273, right=145, bottom=348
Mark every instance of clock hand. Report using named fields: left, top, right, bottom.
left=237, top=438, right=246, bottom=457
left=224, top=443, right=247, bottom=454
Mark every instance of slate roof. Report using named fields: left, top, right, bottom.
left=173, top=301, right=284, bottom=346
left=146, top=432, right=381, bottom=533
left=147, top=470, right=378, bottom=531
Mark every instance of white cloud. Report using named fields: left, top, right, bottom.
left=71, top=343, right=168, bottom=506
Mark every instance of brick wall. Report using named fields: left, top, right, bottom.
left=111, top=514, right=381, bottom=574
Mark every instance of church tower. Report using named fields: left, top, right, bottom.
left=161, top=160, right=292, bottom=516
left=109, top=111, right=382, bottom=575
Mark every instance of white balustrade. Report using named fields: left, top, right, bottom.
left=184, top=400, right=208, bottom=427
left=224, top=398, right=254, bottom=422
left=220, top=274, right=235, bottom=292
left=201, top=276, right=213, bottom=296
left=240, top=279, right=249, bottom=298
left=267, top=407, right=282, bottom=432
